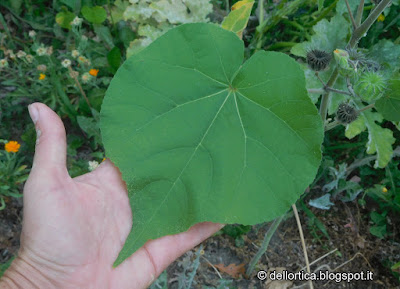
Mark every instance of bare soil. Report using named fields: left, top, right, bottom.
left=1, top=197, right=399, bottom=288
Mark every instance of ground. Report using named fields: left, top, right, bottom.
left=1, top=195, right=399, bottom=288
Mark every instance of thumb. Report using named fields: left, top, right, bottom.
left=28, top=103, right=68, bottom=177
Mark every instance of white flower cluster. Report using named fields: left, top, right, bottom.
left=88, top=160, right=99, bottom=171
left=123, top=0, right=213, bottom=56
left=61, top=59, right=71, bottom=68
left=71, top=17, right=83, bottom=26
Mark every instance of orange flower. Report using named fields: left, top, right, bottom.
left=39, top=73, right=46, bottom=80
left=5, top=141, right=21, bottom=153
left=89, top=69, right=99, bottom=77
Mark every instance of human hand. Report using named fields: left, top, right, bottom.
left=0, top=103, right=223, bottom=289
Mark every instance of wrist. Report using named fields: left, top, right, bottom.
left=0, top=255, right=56, bottom=289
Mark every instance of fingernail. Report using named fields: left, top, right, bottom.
left=28, top=104, right=39, bottom=124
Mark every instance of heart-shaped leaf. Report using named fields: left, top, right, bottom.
left=81, top=6, right=107, bottom=24
left=100, top=23, right=323, bottom=266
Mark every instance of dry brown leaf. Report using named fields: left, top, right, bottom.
left=213, top=263, right=246, bottom=278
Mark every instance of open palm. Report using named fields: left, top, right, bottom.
left=11, top=103, right=222, bottom=289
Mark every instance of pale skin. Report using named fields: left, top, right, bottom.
left=0, top=103, right=223, bottom=289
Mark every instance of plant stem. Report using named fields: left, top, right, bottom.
left=258, top=0, right=264, bottom=26
left=326, top=87, right=352, bottom=96
left=246, top=214, right=285, bottom=275
left=344, top=0, right=357, bottom=29
left=325, top=120, right=341, bottom=131
left=315, top=72, right=326, bottom=87
left=358, top=103, right=375, bottom=112
left=268, top=42, right=298, bottom=50
left=292, top=204, right=314, bottom=289
left=68, top=67, right=91, bottom=109
left=308, top=0, right=339, bottom=26
left=349, top=0, right=392, bottom=48
left=308, top=88, right=325, bottom=94
left=319, top=67, right=339, bottom=123
left=355, top=0, right=365, bottom=26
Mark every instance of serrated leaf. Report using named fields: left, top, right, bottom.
left=221, top=0, right=254, bottom=39
left=375, top=79, right=400, bottom=121
left=55, top=11, right=75, bottom=29
left=291, top=14, right=349, bottom=57
left=345, top=115, right=366, bottom=138
left=100, top=23, right=324, bottom=267
left=81, top=6, right=107, bottom=24
left=345, top=110, right=395, bottom=168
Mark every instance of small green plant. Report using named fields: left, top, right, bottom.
left=0, top=140, right=27, bottom=210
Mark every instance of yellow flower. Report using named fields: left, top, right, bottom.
left=5, top=141, right=21, bottom=153
left=377, top=14, right=385, bottom=22
left=39, top=73, right=46, bottom=80
left=89, top=68, right=99, bottom=77
left=382, top=187, right=388, bottom=193
left=102, top=158, right=106, bottom=162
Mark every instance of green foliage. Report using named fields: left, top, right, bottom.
left=375, top=78, right=400, bottom=121
left=0, top=142, right=27, bottom=210
left=291, top=14, right=349, bottom=58
left=122, top=0, right=213, bottom=56
left=369, top=210, right=388, bottom=238
left=346, top=110, right=395, bottom=168
left=81, top=6, right=107, bottom=24
left=77, top=109, right=102, bottom=149
left=150, top=270, right=168, bottom=289
left=55, top=10, right=75, bottom=29
left=101, top=23, right=324, bottom=266
left=0, top=257, right=15, bottom=278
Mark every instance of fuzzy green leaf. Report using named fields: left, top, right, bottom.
left=221, top=0, right=255, bottom=38
left=291, top=14, right=349, bottom=57
left=100, top=23, right=324, bottom=267
left=345, top=110, right=395, bottom=168
left=375, top=79, right=400, bottom=121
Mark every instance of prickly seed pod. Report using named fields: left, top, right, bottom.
left=306, top=49, right=332, bottom=71
left=336, top=103, right=359, bottom=124
left=354, top=71, right=386, bottom=102
left=346, top=48, right=366, bottom=63
left=363, top=60, right=381, bottom=72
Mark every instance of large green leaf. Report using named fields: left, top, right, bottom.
left=345, top=110, right=395, bottom=168
left=376, top=79, right=400, bottom=121
left=100, top=23, right=324, bottom=267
